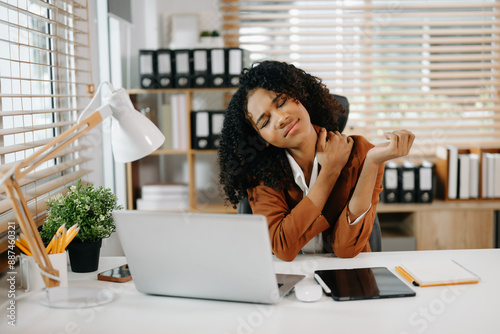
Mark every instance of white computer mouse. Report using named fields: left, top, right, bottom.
left=294, top=283, right=323, bottom=302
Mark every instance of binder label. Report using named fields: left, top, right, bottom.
left=228, top=49, right=242, bottom=74
left=158, top=53, right=171, bottom=73
left=419, top=168, right=432, bottom=191
left=402, top=171, right=415, bottom=190
left=385, top=169, right=398, bottom=189
left=196, top=112, right=210, bottom=137
left=176, top=53, right=190, bottom=73
left=193, top=50, right=207, bottom=71
left=211, top=49, right=225, bottom=74
left=140, top=54, right=153, bottom=74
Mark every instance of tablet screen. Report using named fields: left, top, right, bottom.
left=314, top=267, right=416, bottom=301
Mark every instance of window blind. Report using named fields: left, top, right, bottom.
left=0, top=0, right=93, bottom=271
left=221, top=0, right=500, bottom=157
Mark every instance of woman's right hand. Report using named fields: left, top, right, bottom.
left=316, top=128, right=353, bottom=175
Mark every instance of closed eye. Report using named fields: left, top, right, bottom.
left=278, top=96, right=287, bottom=108
left=261, top=117, right=269, bottom=129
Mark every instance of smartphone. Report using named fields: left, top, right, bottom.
left=97, top=264, right=132, bottom=283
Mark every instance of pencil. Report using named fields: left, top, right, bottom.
left=15, top=239, right=32, bottom=256
left=46, top=238, right=54, bottom=254
left=62, top=226, right=80, bottom=250
left=56, top=233, right=64, bottom=253
left=18, top=234, right=29, bottom=249
left=47, top=223, right=66, bottom=254
left=395, top=266, right=419, bottom=286
left=59, top=225, right=68, bottom=253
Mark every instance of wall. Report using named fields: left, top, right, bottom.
left=125, top=0, right=221, bottom=88
left=84, top=0, right=103, bottom=187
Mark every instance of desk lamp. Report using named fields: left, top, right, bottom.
left=0, top=82, right=165, bottom=307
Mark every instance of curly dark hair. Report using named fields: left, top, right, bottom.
left=218, top=60, right=346, bottom=206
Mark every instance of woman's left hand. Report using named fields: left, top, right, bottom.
left=366, top=129, right=415, bottom=165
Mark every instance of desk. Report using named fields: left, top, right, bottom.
left=1, top=249, right=499, bottom=334
left=377, top=200, right=500, bottom=250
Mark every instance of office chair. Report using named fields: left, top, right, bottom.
left=237, top=94, right=382, bottom=252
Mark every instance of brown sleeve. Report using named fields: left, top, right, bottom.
left=332, top=162, right=385, bottom=258
left=248, top=185, right=330, bottom=262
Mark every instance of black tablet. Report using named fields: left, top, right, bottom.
left=314, top=267, right=416, bottom=301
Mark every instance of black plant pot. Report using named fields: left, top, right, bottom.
left=67, top=239, right=102, bottom=273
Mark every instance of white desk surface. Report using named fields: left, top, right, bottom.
left=1, top=249, right=499, bottom=334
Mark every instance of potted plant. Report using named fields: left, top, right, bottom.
left=199, top=30, right=224, bottom=47
left=40, top=180, right=123, bottom=272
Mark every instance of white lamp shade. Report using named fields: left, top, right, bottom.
left=105, top=88, right=165, bottom=162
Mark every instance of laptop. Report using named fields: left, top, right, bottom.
left=113, top=210, right=304, bottom=304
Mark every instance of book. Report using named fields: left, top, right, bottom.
left=469, top=154, right=479, bottom=199
left=458, top=154, right=470, bottom=199
left=485, top=153, right=495, bottom=198
left=435, top=145, right=458, bottom=199
left=494, top=154, right=500, bottom=198
left=141, top=183, right=189, bottom=197
left=469, top=146, right=500, bottom=199
left=435, top=145, right=470, bottom=200
left=170, top=94, right=188, bottom=150
left=395, top=259, right=480, bottom=287
left=136, top=198, right=189, bottom=211
left=160, top=103, right=172, bottom=150
left=482, top=152, right=490, bottom=198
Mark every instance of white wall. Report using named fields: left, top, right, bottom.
left=157, top=0, right=221, bottom=49
left=92, top=0, right=222, bottom=255
left=124, top=0, right=221, bottom=88
left=80, top=0, right=103, bottom=188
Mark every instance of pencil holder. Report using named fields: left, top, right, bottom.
left=20, top=252, right=68, bottom=291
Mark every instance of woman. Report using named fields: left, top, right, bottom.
left=218, top=60, right=414, bottom=261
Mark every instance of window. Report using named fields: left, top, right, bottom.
left=0, top=0, right=93, bottom=271
left=221, top=0, right=500, bottom=157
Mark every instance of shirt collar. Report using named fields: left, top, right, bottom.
left=285, top=150, right=319, bottom=197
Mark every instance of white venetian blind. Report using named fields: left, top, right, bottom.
left=221, top=0, right=500, bottom=157
left=0, top=0, right=93, bottom=270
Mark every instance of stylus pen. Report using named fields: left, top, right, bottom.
left=314, top=273, right=331, bottom=294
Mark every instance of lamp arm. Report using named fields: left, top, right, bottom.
left=4, top=177, right=60, bottom=288
left=0, top=109, right=105, bottom=289
left=14, top=109, right=106, bottom=180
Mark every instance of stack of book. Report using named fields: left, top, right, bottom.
left=136, top=183, right=189, bottom=211
left=160, top=94, right=188, bottom=151
left=436, top=145, right=500, bottom=200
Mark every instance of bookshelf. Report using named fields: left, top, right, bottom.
left=380, top=144, right=500, bottom=250
left=124, top=89, right=499, bottom=250
left=378, top=200, right=500, bottom=250
left=126, top=87, right=236, bottom=213
left=436, top=144, right=500, bottom=201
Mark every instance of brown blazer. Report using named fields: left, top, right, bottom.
left=247, top=129, right=384, bottom=261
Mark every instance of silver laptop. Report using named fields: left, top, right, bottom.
left=113, top=210, right=304, bottom=304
